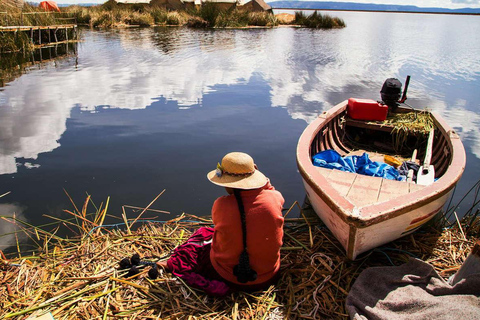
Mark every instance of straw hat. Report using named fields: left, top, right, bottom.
left=207, top=152, right=268, bottom=190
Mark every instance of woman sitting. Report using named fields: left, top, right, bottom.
left=157, top=152, right=285, bottom=295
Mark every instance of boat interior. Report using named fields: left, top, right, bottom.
left=309, top=107, right=454, bottom=208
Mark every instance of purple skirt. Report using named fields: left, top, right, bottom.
left=167, top=227, right=229, bottom=296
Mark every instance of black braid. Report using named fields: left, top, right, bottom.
left=233, top=189, right=257, bottom=283
left=234, top=189, right=248, bottom=250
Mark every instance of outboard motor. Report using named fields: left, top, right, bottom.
left=380, top=78, right=402, bottom=110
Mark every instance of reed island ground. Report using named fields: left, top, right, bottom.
left=0, top=195, right=478, bottom=319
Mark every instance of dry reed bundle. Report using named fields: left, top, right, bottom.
left=383, top=110, right=434, bottom=135
left=381, top=110, right=435, bottom=152
left=0, top=0, right=23, bottom=10
left=0, top=195, right=477, bottom=319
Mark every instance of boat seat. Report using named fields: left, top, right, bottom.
left=345, top=118, right=395, bottom=133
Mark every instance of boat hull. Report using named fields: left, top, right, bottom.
left=297, top=100, right=466, bottom=259
left=302, top=178, right=452, bottom=259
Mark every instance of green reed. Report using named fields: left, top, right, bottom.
left=294, top=10, right=346, bottom=28
left=64, top=3, right=279, bottom=29
left=0, top=3, right=77, bottom=52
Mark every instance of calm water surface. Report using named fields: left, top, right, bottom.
left=1, top=11, right=480, bottom=250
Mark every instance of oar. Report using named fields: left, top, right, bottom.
left=417, top=128, right=435, bottom=185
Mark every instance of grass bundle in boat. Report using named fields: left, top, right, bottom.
left=381, top=110, right=435, bottom=153
left=383, top=110, right=435, bottom=134
left=1, top=191, right=478, bottom=319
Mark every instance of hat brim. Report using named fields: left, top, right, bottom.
left=207, top=169, right=268, bottom=190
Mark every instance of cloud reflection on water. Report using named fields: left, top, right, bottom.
left=0, top=12, right=480, bottom=176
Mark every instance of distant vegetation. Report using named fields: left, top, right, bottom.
left=0, top=1, right=346, bottom=52
left=63, top=3, right=344, bottom=29
left=0, top=31, right=32, bottom=53
left=0, top=1, right=347, bottom=29
left=0, top=3, right=62, bottom=27
left=0, top=3, right=60, bottom=53
left=294, top=11, right=345, bottom=28
left=63, top=2, right=279, bottom=28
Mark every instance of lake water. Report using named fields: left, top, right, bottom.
left=1, top=11, right=480, bottom=250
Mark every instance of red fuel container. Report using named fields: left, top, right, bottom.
left=347, top=98, right=388, bottom=121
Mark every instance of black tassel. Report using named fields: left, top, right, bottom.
left=130, top=253, right=141, bottom=266
left=126, top=265, right=139, bottom=277
left=119, top=257, right=131, bottom=270
left=148, top=266, right=159, bottom=279
left=120, top=254, right=159, bottom=279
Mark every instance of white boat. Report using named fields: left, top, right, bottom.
left=296, top=99, right=466, bottom=259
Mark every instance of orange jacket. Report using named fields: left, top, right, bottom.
left=210, top=181, right=285, bottom=285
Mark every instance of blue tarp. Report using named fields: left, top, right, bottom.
left=312, top=150, right=405, bottom=181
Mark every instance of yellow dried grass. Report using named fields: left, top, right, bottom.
left=0, top=195, right=477, bottom=319
left=382, top=110, right=435, bottom=152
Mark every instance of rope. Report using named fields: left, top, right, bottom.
left=309, top=253, right=334, bottom=319
left=293, top=252, right=333, bottom=318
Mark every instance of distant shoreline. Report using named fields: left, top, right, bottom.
left=272, top=7, right=480, bottom=16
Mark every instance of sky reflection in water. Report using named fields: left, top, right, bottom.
left=1, top=11, right=480, bottom=250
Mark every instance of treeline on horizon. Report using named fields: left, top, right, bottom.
left=268, top=0, right=480, bottom=14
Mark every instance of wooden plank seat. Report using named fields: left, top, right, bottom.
left=344, top=118, right=395, bottom=133
left=316, top=160, right=426, bottom=211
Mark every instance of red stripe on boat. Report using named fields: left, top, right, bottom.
left=409, top=205, right=444, bottom=225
